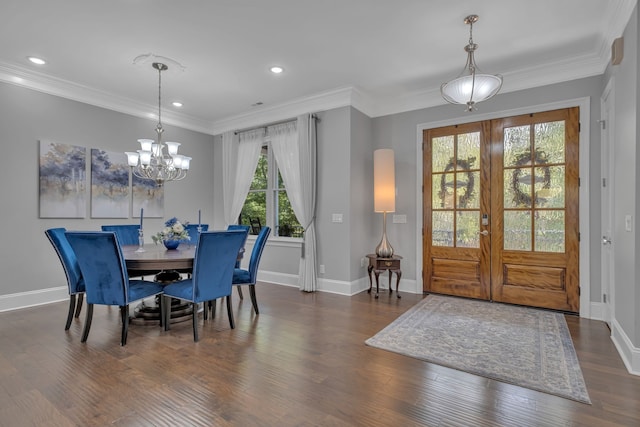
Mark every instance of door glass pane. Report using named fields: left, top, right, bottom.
left=504, top=211, right=531, bottom=251
left=503, top=125, right=531, bottom=167
left=432, top=211, right=454, bottom=247
left=432, top=136, right=454, bottom=172
left=505, top=168, right=533, bottom=209
left=535, top=165, right=564, bottom=208
left=457, top=171, right=479, bottom=209
left=457, top=132, right=480, bottom=170
left=456, top=211, right=480, bottom=248
left=535, top=121, right=565, bottom=164
left=240, top=191, right=266, bottom=231
left=535, top=211, right=565, bottom=252
left=276, top=189, right=301, bottom=237
left=434, top=173, right=454, bottom=209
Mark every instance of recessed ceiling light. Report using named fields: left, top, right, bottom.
left=270, top=66, right=284, bottom=74
left=172, top=101, right=183, bottom=107
left=27, top=56, right=46, bottom=65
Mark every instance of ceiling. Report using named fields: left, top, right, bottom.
left=0, top=0, right=635, bottom=134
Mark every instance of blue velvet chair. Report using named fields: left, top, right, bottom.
left=162, top=230, right=246, bottom=341
left=45, top=228, right=86, bottom=330
left=184, top=223, right=209, bottom=245
left=65, top=231, right=164, bottom=346
left=232, top=226, right=270, bottom=314
left=101, top=224, right=140, bottom=246
left=226, top=224, right=251, bottom=299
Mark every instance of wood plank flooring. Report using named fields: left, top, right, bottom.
left=0, top=283, right=638, bottom=426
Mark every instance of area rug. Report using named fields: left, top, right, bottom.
left=365, top=295, right=591, bottom=404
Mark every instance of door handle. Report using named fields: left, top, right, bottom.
left=478, top=230, right=490, bottom=236
left=602, top=236, right=612, bottom=245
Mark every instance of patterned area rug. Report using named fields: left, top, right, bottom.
left=365, top=295, right=591, bottom=404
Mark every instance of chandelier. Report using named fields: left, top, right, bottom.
left=441, top=14, right=503, bottom=111
left=125, top=62, right=190, bottom=187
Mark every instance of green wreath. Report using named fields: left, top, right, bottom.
left=511, top=149, right=551, bottom=207
left=439, top=156, right=476, bottom=209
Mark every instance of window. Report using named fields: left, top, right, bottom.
left=239, top=144, right=302, bottom=238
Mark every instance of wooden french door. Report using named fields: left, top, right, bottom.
left=423, top=107, right=580, bottom=312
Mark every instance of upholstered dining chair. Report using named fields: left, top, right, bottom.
left=226, top=224, right=251, bottom=299
left=65, top=231, right=164, bottom=346
left=45, top=228, right=86, bottom=330
left=184, top=223, right=209, bottom=245
left=162, top=230, right=246, bottom=342
left=101, top=224, right=140, bottom=246
left=232, top=226, right=270, bottom=314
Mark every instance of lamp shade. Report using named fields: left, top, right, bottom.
left=374, top=149, right=395, bottom=213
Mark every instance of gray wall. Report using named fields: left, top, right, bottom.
left=0, top=82, right=214, bottom=296
left=605, top=5, right=639, bottom=345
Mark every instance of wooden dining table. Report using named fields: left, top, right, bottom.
left=121, top=243, right=244, bottom=324
left=122, top=243, right=195, bottom=276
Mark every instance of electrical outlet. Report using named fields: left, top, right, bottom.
left=319, top=264, right=325, bottom=274
left=360, top=257, right=367, bottom=267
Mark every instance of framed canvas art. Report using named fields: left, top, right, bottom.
left=39, top=140, right=87, bottom=218
left=90, top=149, right=130, bottom=218
left=132, top=174, right=164, bottom=218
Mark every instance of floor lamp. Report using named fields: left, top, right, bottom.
left=374, top=149, right=395, bottom=258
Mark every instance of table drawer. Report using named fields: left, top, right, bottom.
left=374, top=259, right=400, bottom=269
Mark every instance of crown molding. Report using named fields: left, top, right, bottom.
left=0, top=61, right=213, bottom=134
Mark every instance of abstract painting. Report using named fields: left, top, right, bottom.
left=39, top=140, right=87, bottom=218
left=90, top=149, right=130, bottom=218
left=132, top=174, right=164, bottom=218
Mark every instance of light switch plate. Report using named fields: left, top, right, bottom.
left=332, top=213, right=343, bottom=223
left=625, top=214, right=633, bottom=232
left=392, top=214, right=407, bottom=224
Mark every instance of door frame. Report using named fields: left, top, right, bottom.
left=415, top=97, right=591, bottom=318
left=600, top=78, right=616, bottom=325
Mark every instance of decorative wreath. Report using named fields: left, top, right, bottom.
left=510, top=149, right=551, bottom=207
left=439, top=156, right=476, bottom=209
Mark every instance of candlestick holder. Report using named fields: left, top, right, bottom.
left=136, top=228, right=146, bottom=252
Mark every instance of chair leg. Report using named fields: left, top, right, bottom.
left=211, top=299, right=217, bottom=318
left=226, top=295, right=235, bottom=329
left=249, top=284, right=260, bottom=315
left=75, top=294, right=84, bottom=318
left=192, top=302, right=199, bottom=342
left=159, top=295, right=164, bottom=328
left=120, top=306, right=129, bottom=346
left=237, top=285, right=244, bottom=300
left=203, top=301, right=208, bottom=320
left=81, top=304, right=94, bottom=343
left=65, top=294, right=77, bottom=330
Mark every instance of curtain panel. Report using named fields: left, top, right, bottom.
left=222, top=129, right=264, bottom=227
left=270, top=114, right=317, bottom=292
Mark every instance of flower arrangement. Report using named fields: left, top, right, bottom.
left=152, top=217, right=190, bottom=243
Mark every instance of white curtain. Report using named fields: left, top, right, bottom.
left=222, top=128, right=264, bottom=226
left=270, top=114, right=317, bottom=292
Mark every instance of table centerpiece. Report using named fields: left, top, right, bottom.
left=152, top=217, right=190, bottom=250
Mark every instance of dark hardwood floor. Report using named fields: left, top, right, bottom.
left=0, top=283, right=638, bottom=426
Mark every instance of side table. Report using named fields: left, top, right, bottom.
left=366, top=254, right=402, bottom=299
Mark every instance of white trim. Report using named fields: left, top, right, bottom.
left=0, top=286, right=69, bottom=313
left=415, top=97, right=591, bottom=317
left=611, top=318, right=640, bottom=376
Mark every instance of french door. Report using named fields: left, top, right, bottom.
left=422, top=107, right=580, bottom=312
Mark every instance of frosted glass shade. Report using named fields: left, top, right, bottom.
left=441, top=73, right=502, bottom=105
left=374, top=149, right=395, bottom=212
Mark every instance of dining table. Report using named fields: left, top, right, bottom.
left=121, top=243, right=244, bottom=324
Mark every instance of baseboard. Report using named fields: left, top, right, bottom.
left=0, top=286, right=68, bottom=313
left=258, top=270, right=419, bottom=296
left=589, top=301, right=604, bottom=321
left=610, top=318, right=640, bottom=376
